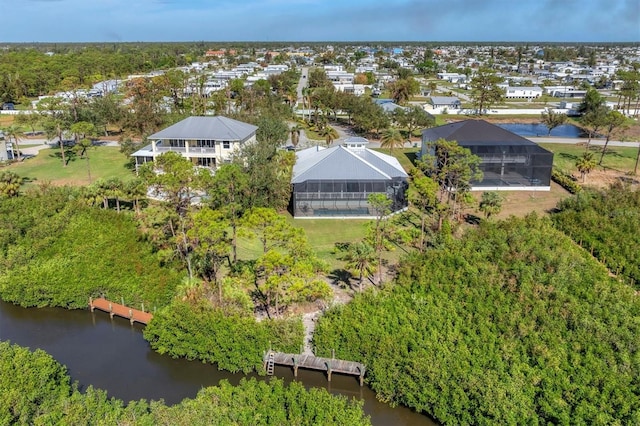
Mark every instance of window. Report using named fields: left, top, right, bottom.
left=196, top=157, right=216, bottom=167
left=223, top=141, right=231, bottom=149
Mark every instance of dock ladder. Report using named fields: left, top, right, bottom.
left=266, top=351, right=275, bottom=375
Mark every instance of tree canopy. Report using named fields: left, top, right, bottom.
left=313, top=214, right=640, bottom=425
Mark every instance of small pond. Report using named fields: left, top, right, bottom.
left=498, top=123, right=587, bottom=138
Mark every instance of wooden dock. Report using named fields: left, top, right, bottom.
left=89, top=297, right=153, bottom=325
left=264, top=351, right=366, bottom=386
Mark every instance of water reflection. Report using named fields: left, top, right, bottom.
left=498, top=123, right=586, bottom=138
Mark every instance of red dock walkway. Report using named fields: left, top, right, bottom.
left=89, top=297, right=153, bottom=325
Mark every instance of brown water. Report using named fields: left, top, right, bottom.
left=0, top=300, right=436, bottom=425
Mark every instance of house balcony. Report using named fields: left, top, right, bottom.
left=154, top=146, right=217, bottom=154
left=155, top=146, right=186, bottom=153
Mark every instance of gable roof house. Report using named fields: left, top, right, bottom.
left=291, top=140, right=408, bottom=217
left=428, top=96, right=462, bottom=109
left=374, top=98, right=406, bottom=114
left=503, top=86, right=543, bottom=99
left=131, top=116, right=257, bottom=171
left=421, top=120, right=553, bottom=191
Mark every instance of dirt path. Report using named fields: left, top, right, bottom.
left=301, top=279, right=353, bottom=355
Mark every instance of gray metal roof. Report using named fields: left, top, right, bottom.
left=422, top=119, right=542, bottom=146
left=381, top=102, right=406, bottom=113
left=292, top=145, right=407, bottom=183
left=148, top=116, right=257, bottom=141
left=430, top=96, right=461, bottom=105
left=343, top=136, right=369, bottom=145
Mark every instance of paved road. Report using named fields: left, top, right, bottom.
left=296, top=67, right=309, bottom=102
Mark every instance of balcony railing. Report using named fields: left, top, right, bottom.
left=154, top=146, right=217, bottom=154
left=188, top=146, right=217, bottom=154
left=155, top=146, right=186, bottom=153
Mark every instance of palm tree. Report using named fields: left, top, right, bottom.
left=318, top=125, right=338, bottom=147
left=380, top=128, right=405, bottom=152
left=576, top=152, right=596, bottom=183
left=479, top=191, right=504, bottom=218
left=342, top=242, right=376, bottom=292
left=2, top=125, right=23, bottom=161
left=124, top=178, right=147, bottom=216
left=0, top=171, right=23, bottom=197
left=301, top=87, right=313, bottom=123
left=290, top=125, right=302, bottom=148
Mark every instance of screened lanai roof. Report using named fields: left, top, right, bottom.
left=423, top=119, right=541, bottom=146
left=292, top=145, right=407, bottom=184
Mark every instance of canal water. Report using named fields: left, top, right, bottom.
left=0, top=300, right=435, bottom=425
left=497, top=123, right=586, bottom=138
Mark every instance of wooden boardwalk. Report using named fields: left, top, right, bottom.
left=264, top=351, right=366, bottom=386
left=89, top=297, right=153, bottom=325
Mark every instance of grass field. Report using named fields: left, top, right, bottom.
left=237, top=215, right=372, bottom=269
left=6, top=146, right=134, bottom=186
left=539, top=143, right=638, bottom=174
left=372, top=147, right=420, bottom=171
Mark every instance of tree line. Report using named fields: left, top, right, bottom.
left=0, top=341, right=370, bottom=425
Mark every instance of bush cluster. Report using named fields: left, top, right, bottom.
left=314, top=215, right=640, bottom=424
left=551, top=168, right=582, bottom=194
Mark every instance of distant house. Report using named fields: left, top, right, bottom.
left=436, top=72, right=467, bottom=83
left=205, top=49, right=236, bottom=57
left=291, top=141, right=408, bottom=217
left=374, top=98, right=406, bottom=113
left=421, top=120, right=553, bottom=190
left=429, top=96, right=461, bottom=109
left=131, top=116, right=257, bottom=171
left=504, top=86, right=543, bottom=99
left=333, top=83, right=366, bottom=96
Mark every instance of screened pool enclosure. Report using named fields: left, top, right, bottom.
left=421, top=119, right=554, bottom=190
left=292, top=178, right=408, bottom=217
left=291, top=144, right=408, bottom=217
left=460, top=141, right=553, bottom=188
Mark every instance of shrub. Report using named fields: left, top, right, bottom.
left=551, top=168, right=582, bottom=194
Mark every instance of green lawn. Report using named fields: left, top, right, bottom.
left=373, top=147, right=420, bottom=171
left=539, top=143, right=638, bottom=174
left=237, top=215, right=372, bottom=270
left=6, top=146, right=134, bottom=186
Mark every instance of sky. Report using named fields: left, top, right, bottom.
left=0, top=0, right=638, bottom=43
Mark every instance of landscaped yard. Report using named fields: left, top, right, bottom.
left=6, top=146, right=134, bottom=186
left=237, top=215, right=371, bottom=269
left=539, top=142, right=638, bottom=174
left=372, top=147, right=420, bottom=171
left=468, top=182, right=571, bottom=220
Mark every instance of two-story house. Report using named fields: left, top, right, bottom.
left=132, top=116, right=258, bottom=171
